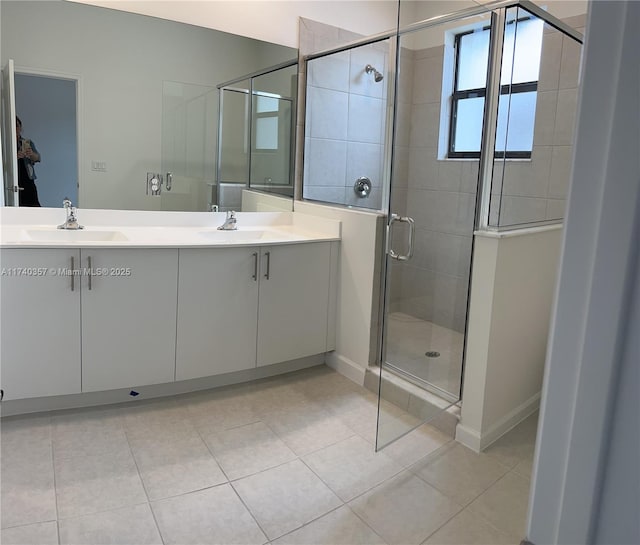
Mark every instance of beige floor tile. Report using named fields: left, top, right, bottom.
left=233, top=459, right=342, bottom=540
left=377, top=400, right=424, bottom=446
left=339, top=403, right=379, bottom=444
left=383, top=423, right=452, bottom=468
left=0, top=367, right=539, bottom=545
left=204, top=421, right=297, bottom=480
left=152, top=484, right=267, bottom=545
left=422, top=508, right=516, bottom=545
left=412, top=442, right=511, bottom=506
left=58, top=503, right=162, bottom=545
left=466, top=471, right=531, bottom=540
left=0, top=521, right=59, bottom=545
left=319, top=387, right=380, bottom=415
left=349, top=471, right=462, bottom=545
left=1, top=415, right=52, bottom=460
left=180, top=388, right=261, bottom=435
left=51, top=407, right=129, bottom=460
left=1, top=449, right=56, bottom=529
left=128, top=430, right=226, bottom=500
left=484, top=413, right=539, bottom=469
left=272, top=505, right=387, bottom=545
left=264, top=404, right=355, bottom=456
left=292, top=369, right=378, bottom=415
left=303, top=435, right=403, bottom=501
left=512, top=450, right=535, bottom=479
left=248, top=379, right=314, bottom=415
left=122, top=399, right=194, bottom=438
left=54, top=449, right=147, bottom=519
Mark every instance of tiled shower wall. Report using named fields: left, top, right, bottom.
left=493, top=17, right=584, bottom=226
left=389, top=44, right=476, bottom=332
left=389, top=14, right=585, bottom=331
left=302, top=22, right=389, bottom=210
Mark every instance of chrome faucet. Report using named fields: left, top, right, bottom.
left=217, top=210, right=237, bottom=230
left=58, top=198, right=84, bottom=230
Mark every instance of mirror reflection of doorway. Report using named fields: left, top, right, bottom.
left=14, top=73, right=78, bottom=207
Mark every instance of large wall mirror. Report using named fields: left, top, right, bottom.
left=0, top=0, right=296, bottom=211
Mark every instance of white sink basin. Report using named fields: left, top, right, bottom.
left=23, top=229, right=129, bottom=242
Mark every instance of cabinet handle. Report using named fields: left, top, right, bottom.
left=70, top=256, right=75, bottom=291
left=252, top=252, right=258, bottom=281
left=87, top=256, right=93, bottom=290
left=264, top=251, right=270, bottom=280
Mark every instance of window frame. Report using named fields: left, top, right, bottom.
left=448, top=22, right=538, bottom=159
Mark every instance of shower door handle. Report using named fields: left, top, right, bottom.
left=387, top=214, right=415, bottom=261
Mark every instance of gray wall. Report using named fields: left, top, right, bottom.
left=1, top=0, right=294, bottom=211
left=527, top=1, right=640, bottom=543
left=593, top=243, right=640, bottom=544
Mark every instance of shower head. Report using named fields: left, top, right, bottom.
left=365, top=64, right=384, bottom=83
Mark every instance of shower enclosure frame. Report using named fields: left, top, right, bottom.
left=300, top=0, right=584, bottom=450
left=216, top=59, right=298, bottom=209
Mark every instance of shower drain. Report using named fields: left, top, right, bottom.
left=425, top=351, right=441, bottom=358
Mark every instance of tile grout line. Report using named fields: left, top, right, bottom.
left=268, top=502, right=348, bottom=544
left=406, top=445, right=513, bottom=510
left=299, top=438, right=408, bottom=503
left=418, top=501, right=467, bottom=545
left=122, top=425, right=166, bottom=545
left=191, top=410, right=272, bottom=542
left=227, top=480, right=272, bottom=544
left=294, top=451, right=402, bottom=543
left=343, top=502, right=392, bottom=545
left=49, top=424, right=62, bottom=545
left=463, top=468, right=528, bottom=539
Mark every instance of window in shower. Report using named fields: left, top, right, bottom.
left=254, top=94, right=280, bottom=150
left=448, top=16, right=544, bottom=158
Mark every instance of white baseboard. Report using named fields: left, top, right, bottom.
left=326, top=352, right=366, bottom=386
left=455, top=423, right=483, bottom=452
left=456, top=392, right=541, bottom=452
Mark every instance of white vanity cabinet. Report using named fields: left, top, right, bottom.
left=0, top=248, right=82, bottom=400
left=176, top=241, right=334, bottom=379
left=257, top=242, right=331, bottom=367
left=176, top=247, right=259, bottom=380
left=0, top=222, right=338, bottom=407
left=80, top=248, right=178, bottom=392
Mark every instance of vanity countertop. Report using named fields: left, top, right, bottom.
left=0, top=209, right=341, bottom=249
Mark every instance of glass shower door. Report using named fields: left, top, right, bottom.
left=376, top=12, right=491, bottom=450
left=161, top=81, right=217, bottom=211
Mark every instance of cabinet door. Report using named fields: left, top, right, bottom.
left=176, top=248, right=259, bottom=380
left=0, top=249, right=81, bottom=399
left=81, top=249, right=178, bottom=392
left=257, top=242, right=331, bottom=367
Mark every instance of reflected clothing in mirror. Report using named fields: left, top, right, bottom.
left=17, top=136, right=41, bottom=207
